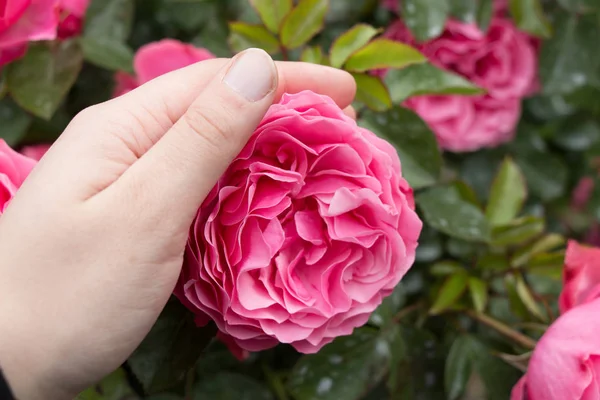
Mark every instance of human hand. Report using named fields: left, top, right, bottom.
left=0, top=49, right=356, bottom=400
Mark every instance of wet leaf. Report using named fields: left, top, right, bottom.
left=402, top=0, right=449, bottom=42
left=352, top=73, right=392, bottom=112
left=485, top=158, right=527, bottom=227
left=430, top=272, right=469, bottom=315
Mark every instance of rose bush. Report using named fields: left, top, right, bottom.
left=176, top=91, right=422, bottom=353
left=384, top=6, right=537, bottom=151
left=1, top=0, right=599, bottom=398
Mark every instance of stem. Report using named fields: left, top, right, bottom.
left=391, top=302, right=423, bottom=324
left=184, top=365, right=196, bottom=400
left=466, top=310, right=537, bottom=349
left=280, top=45, right=289, bottom=61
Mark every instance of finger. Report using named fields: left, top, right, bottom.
left=99, top=49, right=279, bottom=228
left=37, top=59, right=355, bottom=201
left=343, top=105, right=357, bottom=120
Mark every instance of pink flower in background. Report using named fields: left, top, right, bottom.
left=113, top=39, right=215, bottom=97
left=57, top=0, right=89, bottom=38
left=383, top=7, right=537, bottom=152
left=405, top=94, right=520, bottom=152
left=0, top=140, right=36, bottom=214
left=0, top=0, right=59, bottom=67
left=175, top=91, right=422, bottom=353
left=511, top=298, right=600, bottom=400
left=21, top=143, right=51, bottom=161
left=559, top=241, right=600, bottom=313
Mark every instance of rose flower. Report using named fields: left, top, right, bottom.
left=0, top=140, right=36, bottom=214
left=175, top=91, right=422, bottom=353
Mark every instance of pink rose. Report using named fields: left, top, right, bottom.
left=384, top=13, right=537, bottom=152
left=405, top=94, right=520, bottom=152
left=511, top=298, right=600, bottom=400
left=0, top=140, right=36, bottom=214
left=113, top=39, right=215, bottom=97
left=57, top=0, right=89, bottom=39
left=175, top=91, right=422, bottom=353
left=572, top=177, right=595, bottom=211
left=559, top=241, right=600, bottom=314
left=0, top=0, right=59, bottom=67
left=20, top=143, right=51, bottom=161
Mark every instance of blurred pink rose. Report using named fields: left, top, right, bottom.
left=0, top=140, right=36, bottom=214
left=559, top=241, right=600, bottom=314
left=113, top=39, right=215, bottom=97
left=0, top=0, right=59, bottom=67
left=405, top=94, right=520, bottom=152
left=512, top=298, right=600, bottom=400
left=21, top=143, right=51, bottom=161
left=57, top=0, right=89, bottom=38
left=572, top=177, right=595, bottom=211
left=175, top=91, right=422, bottom=353
left=384, top=11, right=537, bottom=152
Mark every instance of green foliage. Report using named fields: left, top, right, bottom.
left=4, top=0, right=599, bottom=399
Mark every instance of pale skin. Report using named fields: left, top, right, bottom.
left=0, top=49, right=357, bottom=400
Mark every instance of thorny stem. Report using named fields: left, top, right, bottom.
left=466, top=310, right=537, bottom=349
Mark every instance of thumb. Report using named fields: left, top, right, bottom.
left=104, top=48, right=278, bottom=227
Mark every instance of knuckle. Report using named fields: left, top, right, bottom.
left=182, top=105, right=234, bottom=147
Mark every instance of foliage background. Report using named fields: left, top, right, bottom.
left=2, top=0, right=600, bottom=399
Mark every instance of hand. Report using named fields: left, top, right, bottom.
left=0, top=49, right=356, bottom=399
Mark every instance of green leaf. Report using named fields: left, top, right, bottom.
left=7, top=41, right=83, bottom=120
left=468, top=277, right=489, bottom=312
left=448, top=0, right=478, bottom=23
left=430, top=261, right=465, bottom=276
left=344, top=39, right=426, bottom=72
left=329, top=24, right=379, bottom=68
left=515, top=149, right=567, bottom=201
left=402, top=0, right=450, bottom=42
left=287, top=327, right=396, bottom=400
left=552, top=116, right=600, bottom=151
left=352, top=73, right=392, bottom=112
left=485, top=158, right=527, bottom=227
left=557, top=0, right=600, bottom=13
left=369, top=285, right=407, bottom=327
left=250, top=0, right=293, bottom=33
left=0, top=98, right=32, bottom=146
left=478, top=253, right=510, bottom=271
left=417, top=185, right=491, bottom=242
left=385, top=63, right=484, bottom=103
left=280, top=0, right=328, bottom=50
left=445, top=336, right=473, bottom=400
left=477, top=0, right=494, bottom=31
left=80, top=37, right=134, bottom=73
left=193, top=373, right=274, bottom=400
left=127, top=301, right=216, bottom=394
left=360, top=107, right=442, bottom=189
left=430, top=272, right=469, bottom=315
left=85, top=0, right=134, bottom=41
left=0, top=70, right=7, bottom=99
left=515, top=273, right=547, bottom=321
left=76, top=368, right=135, bottom=400
left=491, top=216, right=544, bottom=246
left=301, top=46, right=326, bottom=64
left=228, top=22, right=280, bottom=54
left=526, top=252, right=565, bottom=279
left=509, top=0, right=551, bottom=38
left=539, top=13, right=600, bottom=95
left=469, top=338, right=521, bottom=400
left=511, top=234, right=565, bottom=267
